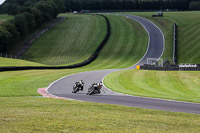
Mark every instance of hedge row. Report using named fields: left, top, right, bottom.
left=63, top=0, right=200, bottom=11
left=0, top=14, right=110, bottom=72
left=1, top=0, right=200, bottom=14
left=173, top=23, right=178, bottom=64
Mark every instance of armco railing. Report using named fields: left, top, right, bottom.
left=140, top=64, right=200, bottom=71
left=173, top=23, right=178, bottom=64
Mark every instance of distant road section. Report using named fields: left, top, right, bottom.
left=47, top=14, right=200, bottom=114
left=125, top=15, right=164, bottom=68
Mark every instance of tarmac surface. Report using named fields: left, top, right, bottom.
left=47, top=14, right=200, bottom=114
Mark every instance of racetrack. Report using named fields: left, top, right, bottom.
left=47, top=14, right=200, bottom=114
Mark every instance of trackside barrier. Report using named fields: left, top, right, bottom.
left=173, top=23, right=178, bottom=64
left=136, top=65, right=140, bottom=70
left=0, top=14, right=111, bottom=72
left=139, top=64, right=200, bottom=71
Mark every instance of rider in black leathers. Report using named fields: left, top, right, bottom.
left=89, top=81, right=102, bottom=94
left=72, top=80, right=84, bottom=93
left=76, top=80, right=84, bottom=91
left=87, top=81, right=103, bottom=95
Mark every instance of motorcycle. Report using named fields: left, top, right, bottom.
left=72, top=81, right=84, bottom=93
left=87, top=82, right=102, bottom=95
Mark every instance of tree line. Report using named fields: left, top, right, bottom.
left=63, top=0, right=200, bottom=11
left=0, top=0, right=200, bottom=53
left=0, top=0, right=65, bottom=53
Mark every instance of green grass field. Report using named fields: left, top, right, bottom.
left=1, top=68, right=200, bottom=132
left=23, top=14, right=107, bottom=65
left=1, top=97, right=200, bottom=132
left=104, top=69, right=200, bottom=103
left=127, top=11, right=200, bottom=64
left=166, top=11, right=200, bottom=63
left=0, top=69, right=82, bottom=97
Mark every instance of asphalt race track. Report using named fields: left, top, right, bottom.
left=47, top=14, right=200, bottom=114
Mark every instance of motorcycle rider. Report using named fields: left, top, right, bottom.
left=73, top=80, right=84, bottom=92
left=92, top=81, right=102, bottom=94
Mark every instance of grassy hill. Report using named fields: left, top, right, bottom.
left=128, top=11, right=200, bottom=64
left=84, top=14, right=148, bottom=69
left=1, top=14, right=148, bottom=69
left=23, top=14, right=107, bottom=65
left=167, top=11, right=200, bottom=63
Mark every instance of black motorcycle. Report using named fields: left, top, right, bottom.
left=87, top=82, right=102, bottom=95
left=72, top=82, right=84, bottom=93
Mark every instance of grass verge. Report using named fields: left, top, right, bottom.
left=0, top=69, right=82, bottom=97
left=104, top=69, right=200, bottom=103
left=1, top=97, right=200, bottom=132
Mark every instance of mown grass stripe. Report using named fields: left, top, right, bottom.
left=158, top=72, right=185, bottom=96
left=131, top=71, right=160, bottom=96
left=142, top=71, right=171, bottom=96
left=104, top=70, right=200, bottom=103
left=23, top=14, right=106, bottom=65
left=178, top=72, right=200, bottom=97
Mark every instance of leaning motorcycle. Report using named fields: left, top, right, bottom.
left=72, top=85, right=80, bottom=93
left=72, top=83, right=83, bottom=93
left=87, top=83, right=102, bottom=95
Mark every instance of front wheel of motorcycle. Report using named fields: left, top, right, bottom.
left=88, top=87, right=94, bottom=95
left=73, top=87, right=79, bottom=93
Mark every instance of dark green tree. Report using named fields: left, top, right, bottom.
left=0, top=26, right=12, bottom=52
left=14, top=13, right=28, bottom=37
left=1, top=20, right=20, bottom=45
